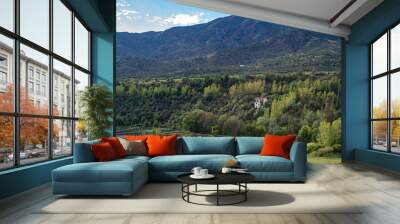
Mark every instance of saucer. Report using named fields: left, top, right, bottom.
left=190, top=174, right=215, bottom=179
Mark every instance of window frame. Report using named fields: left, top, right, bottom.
left=370, top=21, right=400, bottom=154
left=0, top=0, right=92, bottom=171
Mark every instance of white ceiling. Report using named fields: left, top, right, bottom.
left=227, top=0, right=352, bottom=22
left=172, top=0, right=384, bottom=38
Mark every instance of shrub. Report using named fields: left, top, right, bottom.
left=307, top=142, right=323, bottom=153
left=317, top=119, right=341, bottom=147
left=332, top=144, right=342, bottom=152
left=310, top=147, right=334, bottom=157
left=298, top=125, right=312, bottom=143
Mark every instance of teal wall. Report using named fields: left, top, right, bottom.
left=0, top=0, right=115, bottom=200
left=92, top=32, right=115, bottom=135
left=344, top=0, right=400, bottom=171
left=0, top=158, right=72, bottom=199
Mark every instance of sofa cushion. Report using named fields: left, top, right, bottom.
left=147, top=135, right=177, bottom=157
left=236, top=137, right=263, bottom=155
left=118, top=138, right=147, bottom=156
left=236, top=155, right=293, bottom=172
left=53, top=158, right=147, bottom=183
left=91, top=142, right=118, bottom=162
left=180, top=137, right=235, bottom=155
left=149, top=154, right=235, bottom=172
left=101, top=137, right=127, bottom=158
left=260, top=135, right=296, bottom=159
left=123, top=135, right=148, bottom=141
left=118, top=155, right=150, bottom=162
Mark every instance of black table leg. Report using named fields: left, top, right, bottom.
left=187, top=184, right=190, bottom=202
left=216, top=184, right=219, bottom=206
left=181, top=184, right=183, bottom=199
left=245, top=183, right=247, bottom=201
left=180, top=182, right=250, bottom=206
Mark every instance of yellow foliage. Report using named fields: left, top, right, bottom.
left=229, top=80, right=264, bottom=96
left=372, top=99, right=400, bottom=141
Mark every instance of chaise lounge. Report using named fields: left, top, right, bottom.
left=52, top=137, right=307, bottom=196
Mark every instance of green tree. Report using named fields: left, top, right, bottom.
left=181, top=85, right=190, bottom=95
left=298, top=125, right=313, bottom=143
left=317, top=119, right=341, bottom=147
left=222, top=116, right=243, bottom=136
left=203, top=83, right=221, bottom=98
left=80, top=85, right=113, bottom=139
left=229, top=80, right=264, bottom=96
left=331, top=119, right=341, bottom=146
left=116, top=85, right=125, bottom=96
left=181, top=109, right=216, bottom=133
left=129, top=85, right=138, bottom=95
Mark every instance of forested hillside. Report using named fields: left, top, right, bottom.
left=117, top=16, right=340, bottom=79
left=116, top=72, right=342, bottom=157
left=116, top=15, right=342, bottom=161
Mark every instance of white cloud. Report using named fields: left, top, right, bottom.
left=149, top=16, right=162, bottom=23
left=117, top=9, right=138, bottom=21
left=117, top=0, right=138, bottom=21
left=163, top=13, right=207, bottom=26
left=116, top=0, right=130, bottom=7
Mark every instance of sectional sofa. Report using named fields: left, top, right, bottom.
left=52, top=137, right=307, bottom=196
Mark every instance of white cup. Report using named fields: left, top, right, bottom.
left=200, top=169, right=208, bottom=176
left=191, top=167, right=202, bottom=176
left=221, top=167, right=232, bottom=174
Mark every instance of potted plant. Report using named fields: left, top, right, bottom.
left=79, top=84, right=113, bottom=140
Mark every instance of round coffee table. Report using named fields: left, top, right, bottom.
left=177, top=173, right=255, bottom=206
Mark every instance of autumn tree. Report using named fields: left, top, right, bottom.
left=0, top=85, right=59, bottom=151
left=0, top=85, right=14, bottom=149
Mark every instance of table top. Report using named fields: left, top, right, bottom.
left=177, top=172, right=255, bottom=185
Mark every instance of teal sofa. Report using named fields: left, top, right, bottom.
left=52, top=137, right=307, bottom=196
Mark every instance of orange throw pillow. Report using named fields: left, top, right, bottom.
left=101, top=137, right=127, bottom=158
left=146, top=135, right=177, bottom=157
left=91, top=142, right=117, bottom=162
left=123, top=135, right=148, bottom=141
left=260, top=135, right=296, bottom=159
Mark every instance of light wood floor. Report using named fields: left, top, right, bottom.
left=1, top=162, right=400, bottom=224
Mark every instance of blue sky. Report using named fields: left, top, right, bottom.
left=117, top=0, right=228, bottom=33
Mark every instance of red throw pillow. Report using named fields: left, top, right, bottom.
left=101, top=137, right=127, bottom=158
left=91, top=142, right=117, bottom=162
left=146, top=135, right=177, bottom=157
left=260, top=135, right=296, bottom=159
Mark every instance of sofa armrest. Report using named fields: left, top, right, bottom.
left=73, top=140, right=100, bottom=163
left=289, top=141, right=307, bottom=181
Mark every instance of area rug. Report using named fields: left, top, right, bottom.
left=37, top=183, right=362, bottom=214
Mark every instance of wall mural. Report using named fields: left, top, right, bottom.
left=115, top=0, right=342, bottom=163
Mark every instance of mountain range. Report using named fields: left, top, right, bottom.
left=117, top=16, right=341, bottom=79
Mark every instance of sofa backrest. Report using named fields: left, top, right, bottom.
left=235, top=137, right=264, bottom=155
left=73, top=140, right=100, bottom=163
left=74, top=136, right=267, bottom=162
left=178, top=137, right=235, bottom=155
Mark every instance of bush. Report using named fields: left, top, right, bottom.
left=317, top=119, right=341, bottom=147
left=298, top=125, right=313, bottom=143
left=310, top=147, right=334, bottom=157
left=332, top=144, right=342, bottom=152
left=307, top=142, right=323, bottom=153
